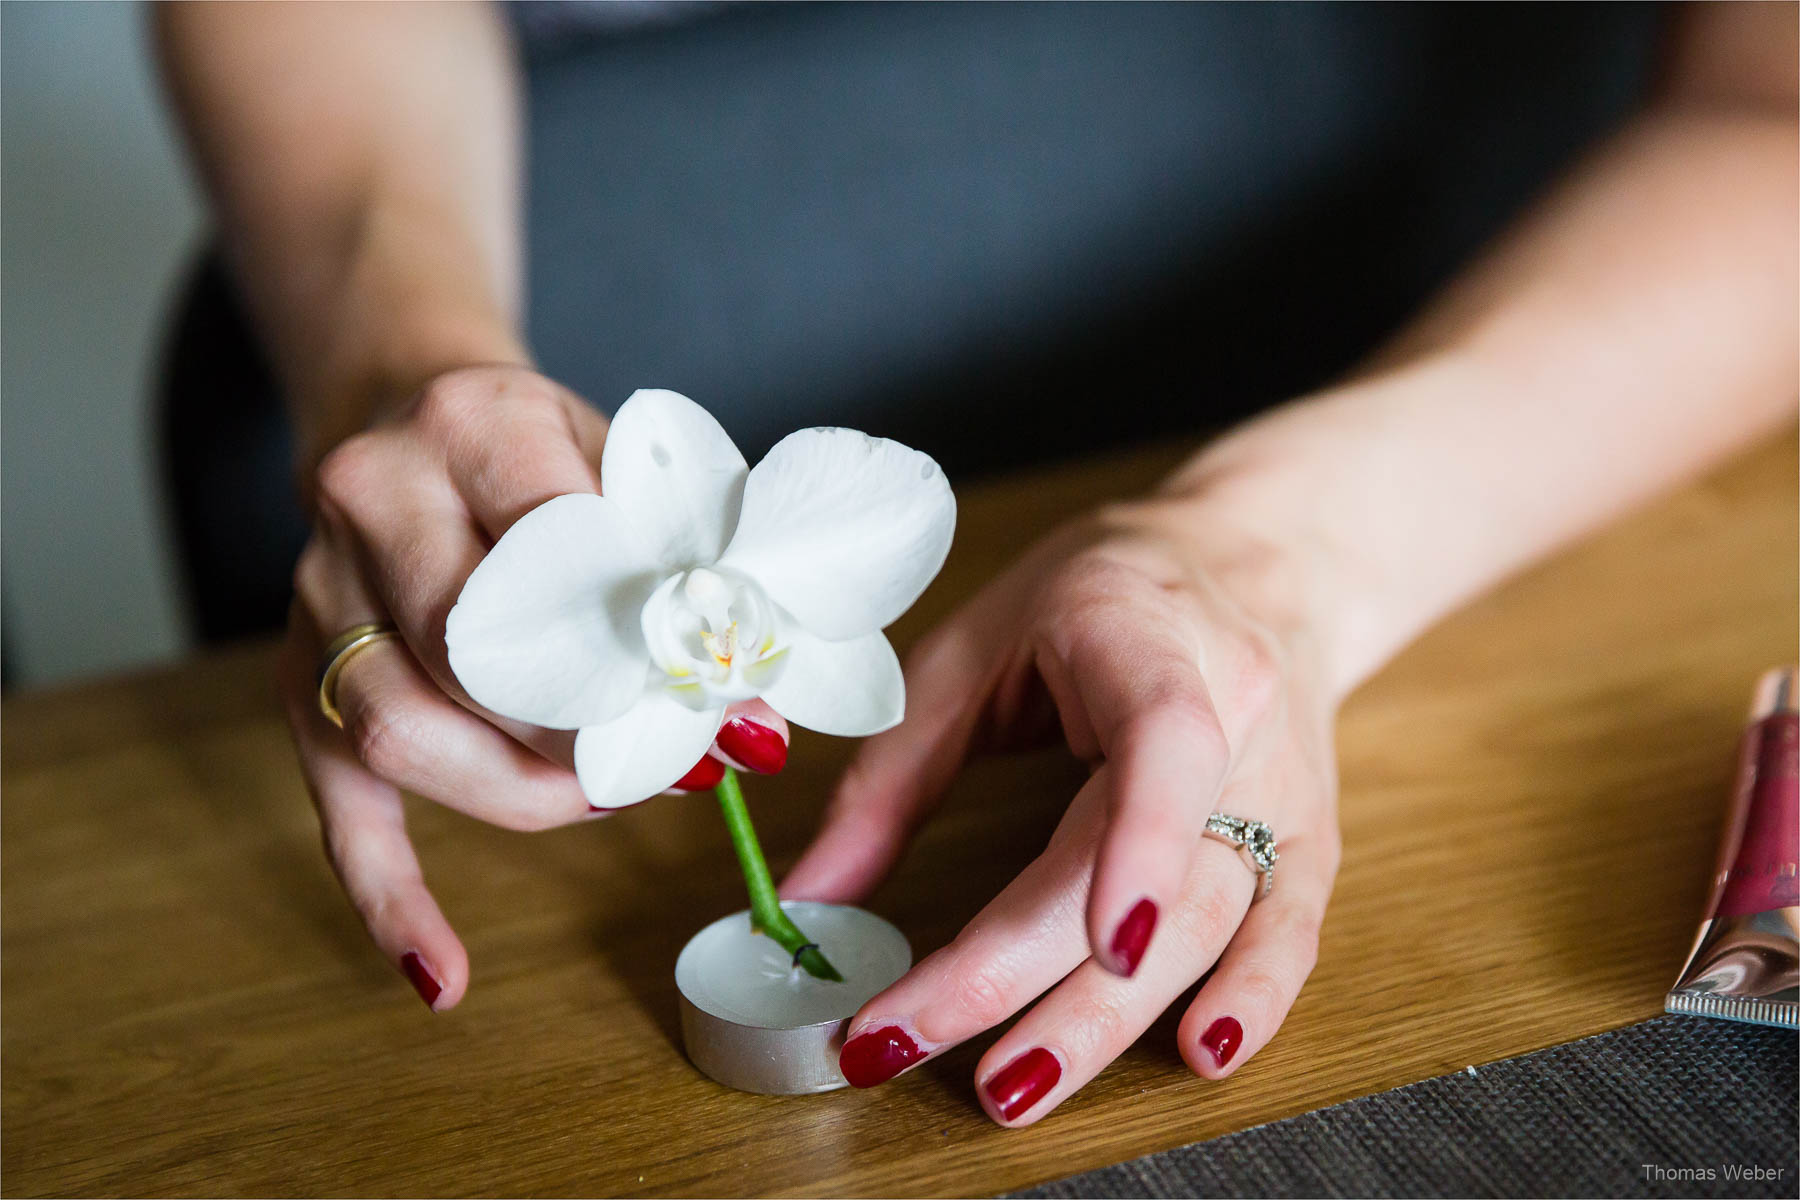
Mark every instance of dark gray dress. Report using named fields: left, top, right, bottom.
left=514, top=3, right=1662, bottom=475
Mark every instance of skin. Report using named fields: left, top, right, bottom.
left=157, top=3, right=1795, bottom=1120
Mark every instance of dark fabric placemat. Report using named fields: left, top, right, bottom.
left=1008, top=1017, right=1797, bottom=1199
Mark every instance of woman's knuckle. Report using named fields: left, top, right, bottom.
left=1119, top=701, right=1225, bottom=770
left=1173, top=884, right=1239, bottom=950
left=947, top=963, right=1018, bottom=1029
left=1039, top=556, right=1130, bottom=631
left=1230, top=629, right=1285, bottom=724
left=1272, top=904, right=1322, bottom=951
left=415, top=371, right=492, bottom=431
left=1169, top=700, right=1229, bottom=753
left=347, top=702, right=419, bottom=780
left=507, top=376, right=566, bottom=421
left=290, top=539, right=331, bottom=608
left=1067, top=990, right=1131, bottom=1049
left=1293, top=932, right=1320, bottom=980
left=314, top=435, right=381, bottom=510
left=1235, top=966, right=1289, bottom=1015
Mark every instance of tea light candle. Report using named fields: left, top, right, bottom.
left=676, top=901, right=911, bottom=1094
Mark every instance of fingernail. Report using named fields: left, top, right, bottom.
left=1201, top=1015, right=1243, bottom=1068
left=1109, top=897, right=1158, bottom=977
left=716, top=717, right=788, bottom=775
left=671, top=755, right=726, bottom=792
left=400, top=951, right=442, bottom=1010
left=839, top=1025, right=925, bottom=1088
left=983, top=1047, right=1062, bottom=1122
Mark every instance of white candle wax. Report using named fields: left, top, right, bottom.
left=675, top=901, right=911, bottom=1094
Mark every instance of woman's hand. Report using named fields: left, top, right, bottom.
left=275, top=365, right=788, bottom=1011
left=781, top=495, right=1343, bottom=1123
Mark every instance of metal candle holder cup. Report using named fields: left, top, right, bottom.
left=675, top=901, right=911, bottom=1094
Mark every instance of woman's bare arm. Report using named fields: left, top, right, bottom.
left=153, top=1, right=529, bottom=471
left=1161, top=1, right=1798, bottom=697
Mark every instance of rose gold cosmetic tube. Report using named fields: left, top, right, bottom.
left=1665, top=666, right=1798, bottom=1029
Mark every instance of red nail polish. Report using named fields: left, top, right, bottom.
left=401, top=951, right=442, bottom=1009
left=1109, top=897, right=1158, bottom=976
left=1201, top=1016, right=1243, bottom=1067
left=983, top=1047, right=1061, bottom=1122
left=672, top=755, right=727, bottom=792
left=839, top=1025, right=924, bottom=1088
left=716, top=717, right=788, bottom=775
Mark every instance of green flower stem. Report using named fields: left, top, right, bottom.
left=713, top=766, right=843, bottom=982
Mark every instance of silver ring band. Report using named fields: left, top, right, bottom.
left=1204, top=813, right=1278, bottom=898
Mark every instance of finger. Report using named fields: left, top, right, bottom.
left=659, top=701, right=789, bottom=793
left=973, top=837, right=1257, bottom=1127
left=308, top=446, right=572, bottom=759
left=297, top=532, right=589, bottom=825
left=711, top=699, right=791, bottom=776
left=834, top=774, right=1111, bottom=1088
left=331, top=637, right=595, bottom=830
left=1177, top=832, right=1335, bottom=1079
left=1036, top=585, right=1230, bottom=977
left=278, top=621, right=469, bottom=1011
left=311, top=430, right=494, bottom=695
left=778, top=618, right=996, bottom=903
left=664, top=752, right=727, bottom=794
left=418, top=369, right=603, bottom=537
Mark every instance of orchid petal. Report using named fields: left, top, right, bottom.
left=718, top=428, right=955, bottom=640
left=446, top=493, right=657, bottom=730
left=762, top=627, right=904, bottom=737
left=574, top=695, right=726, bottom=809
left=601, top=389, right=748, bottom=570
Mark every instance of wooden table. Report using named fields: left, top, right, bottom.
left=5, top=434, right=1795, bottom=1198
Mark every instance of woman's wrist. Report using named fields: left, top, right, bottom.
left=1151, top=356, right=1494, bottom=704
left=301, top=307, right=530, bottom=466
left=276, top=196, right=530, bottom=472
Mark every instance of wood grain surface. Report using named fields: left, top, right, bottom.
left=4, top=433, right=1795, bottom=1198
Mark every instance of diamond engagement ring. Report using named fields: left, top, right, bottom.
left=1204, top=813, right=1278, bottom=898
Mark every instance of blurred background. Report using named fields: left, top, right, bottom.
left=3, top=1, right=200, bottom=688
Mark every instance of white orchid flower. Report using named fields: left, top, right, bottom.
left=445, top=389, right=956, bottom=811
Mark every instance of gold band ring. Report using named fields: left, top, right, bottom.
left=317, top=622, right=401, bottom=728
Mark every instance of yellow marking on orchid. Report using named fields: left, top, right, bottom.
left=700, top=621, right=739, bottom=668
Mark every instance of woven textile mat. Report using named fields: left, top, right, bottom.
left=1007, top=1017, right=1797, bottom=1199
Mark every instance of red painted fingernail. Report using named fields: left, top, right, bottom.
left=839, top=1025, right=924, bottom=1088
left=400, top=952, right=442, bottom=1010
left=1201, top=1016, right=1243, bottom=1067
left=716, top=717, right=788, bottom=775
left=672, top=755, right=727, bottom=792
left=1109, top=897, right=1158, bottom=976
left=983, top=1047, right=1062, bottom=1122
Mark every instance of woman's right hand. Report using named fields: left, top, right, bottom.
left=275, top=365, right=787, bottom=1011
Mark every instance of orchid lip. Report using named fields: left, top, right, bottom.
left=640, top=566, right=789, bottom=706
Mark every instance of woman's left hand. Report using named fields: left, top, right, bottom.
left=781, top=493, right=1345, bottom=1124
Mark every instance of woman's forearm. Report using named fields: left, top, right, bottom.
left=1163, top=8, right=1798, bottom=701
left=154, top=1, right=528, bottom=468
